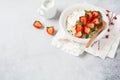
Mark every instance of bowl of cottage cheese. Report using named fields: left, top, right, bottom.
left=59, top=2, right=108, bottom=43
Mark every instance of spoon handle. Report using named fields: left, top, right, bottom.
left=86, top=21, right=106, bottom=48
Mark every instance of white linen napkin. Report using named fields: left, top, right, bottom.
left=51, top=12, right=120, bottom=59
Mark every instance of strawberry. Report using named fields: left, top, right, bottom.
left=87, top=22, right=95, bottom=28
left=33, top=20, right=42, bottom=28
left=85, top=11, right=93, bottom=21
left=75, top=24, right=83, bottom=33
left=92, top=18, right=100, bottom=25
left=92, top=11, right=100, bottom=18
left=84, top=26, right=90, bottom=34
left=46, top=26, right=54, bottom=35
left=79, top=16, right=88, bottom=25
left=75, top=31, right=83, bottom=38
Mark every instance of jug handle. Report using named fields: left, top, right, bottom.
left=37, top=8, right=45, bottom=16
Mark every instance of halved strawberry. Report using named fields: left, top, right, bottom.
left=92, top=11, right=100, bottom=18
left=87, top=22, right=95, bottom=28
left=84, top=26, right=90, bottom=34
left=75, top=24, right=83, bottom=33
left=85, top=11, right=93, bottom=21
left=46, top=26, right=54, bottom=35
left=75, top=31, right=83, bottom=38
left=33, top=20, right=42, bottom=28
left=79, top=16, right=88, bottom=25
left=92, top=18, right=100, bottom=25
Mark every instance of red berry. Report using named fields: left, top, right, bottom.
left=106, top=14, right=109, bottom=16
left=84, top=26, right=90, bottom=34
left=79, top=16, right=88, bottom=25
left=75, top=24, right=83, bottom=33
left=33, top=20, right=43, bottom=28
left=46, top=26, right=55, bottom=35
left=113, top=16, right=117, bottom=20
left=92, top=11, right=100, bottom=18
left=105, top=35, right=109, bottom=38
left=110, top=22, right=114, bottom=25
left=75, top=31, right=83, bottom=38
left=107, top=29, right=110, bottom=32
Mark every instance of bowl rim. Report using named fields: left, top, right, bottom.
left=59, top=3, right=109, bottom=43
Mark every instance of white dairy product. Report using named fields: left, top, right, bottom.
left=66, top=9, right=85, bottom=35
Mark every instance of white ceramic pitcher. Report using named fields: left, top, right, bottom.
left=37, top=0, right=57, bottom=19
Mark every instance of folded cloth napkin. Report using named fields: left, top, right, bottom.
left=52, top=11, right=120, bottom=59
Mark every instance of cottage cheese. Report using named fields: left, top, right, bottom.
left=66, top=9, right=85, bottom=35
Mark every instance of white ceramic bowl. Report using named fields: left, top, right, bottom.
left=59, top=3, right=108, bottom=43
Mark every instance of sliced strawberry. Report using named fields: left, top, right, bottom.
left=79, top=16, right=88, bottom=25
left=33, top=20, right=42, bottom=28
left=46, top=26, right=54, bottom=35
left=75, top=31, right=83, bottom=38
left=84, top=26, right=90, bottom=34
left=92, top=18, right=100, bottom=25
left=87, top=22, right=95, bottom=28
left=75, top=24, right=83, bottom=33
left=92, top=11, right=100, bottom=18
left=85, top=11, right=93, bottom=21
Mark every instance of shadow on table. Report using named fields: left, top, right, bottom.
left=78, top=52, right=88, bottom=58
left=52, top=10, right=62, bottom=20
